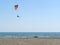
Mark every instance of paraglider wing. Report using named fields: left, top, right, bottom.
left=14, top=4, right=19, bottom=18
left=14, top=5, right=18, bottom=10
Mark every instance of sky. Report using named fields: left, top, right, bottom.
left=0, top=0, right=60, bottom=32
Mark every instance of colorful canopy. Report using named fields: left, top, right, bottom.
left=14, top=5, right=18, bottom=10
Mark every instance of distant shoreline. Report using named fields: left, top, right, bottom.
left=0, top=36, right=60, bottom=39
left=0, top=32, right=60, bottom=38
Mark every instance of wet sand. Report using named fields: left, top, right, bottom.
left=0, top=38, right=60, bottom=45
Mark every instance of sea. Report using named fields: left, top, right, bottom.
left=0, top=32, right=60, bottom=38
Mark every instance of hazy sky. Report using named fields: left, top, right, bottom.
left=0, top=0, right=60, bottom=32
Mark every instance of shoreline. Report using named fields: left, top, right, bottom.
left=0, top=37, right=60, bottom=45
left=0, top=36, right=60, bottom=39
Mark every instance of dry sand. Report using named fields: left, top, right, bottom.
left=0, top=38, right=60, bottom=45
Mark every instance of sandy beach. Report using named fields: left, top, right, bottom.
left=0, top=38, right=60, bottom=45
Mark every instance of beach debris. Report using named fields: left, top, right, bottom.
left=34, top=36, right=38, bottom=38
